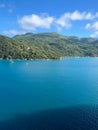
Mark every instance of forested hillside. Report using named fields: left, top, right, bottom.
left=0, top=32, right=98, bottom=59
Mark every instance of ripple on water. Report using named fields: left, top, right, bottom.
left=0, top=105, right=98, bottom=130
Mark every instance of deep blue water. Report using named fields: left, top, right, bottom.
left=0, top=58, right=98, bottom=129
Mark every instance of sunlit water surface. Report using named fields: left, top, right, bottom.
left=0, top=58, right=98, bottom=129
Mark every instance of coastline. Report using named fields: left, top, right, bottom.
left=0, top=56, right=98, bottom=61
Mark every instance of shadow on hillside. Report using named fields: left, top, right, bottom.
left=0, top=105, right=98, bottom=130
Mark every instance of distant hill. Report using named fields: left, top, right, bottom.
left=0, top=32, right=98, bottom=59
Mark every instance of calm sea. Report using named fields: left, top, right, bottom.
left=0, top=58, right=98, bottom=130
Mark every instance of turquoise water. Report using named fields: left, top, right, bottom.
left=0, top=58, right=98, bottom=121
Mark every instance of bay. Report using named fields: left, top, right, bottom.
left=0, top=58, right=98, bottom=129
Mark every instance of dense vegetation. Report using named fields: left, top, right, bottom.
left=0, top=32, right=98, bottom=59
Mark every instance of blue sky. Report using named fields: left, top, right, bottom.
left=0, top=0, right=98, bottom=37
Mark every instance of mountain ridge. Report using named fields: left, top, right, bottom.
left=0, top=32, right=98, bottom=59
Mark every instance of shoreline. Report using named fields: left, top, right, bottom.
left=0, top=56, right=98, bottom=61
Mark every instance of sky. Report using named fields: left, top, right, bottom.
left=0, top=0, right=98, bottom=37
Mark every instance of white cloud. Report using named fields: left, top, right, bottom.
left=69, top=11, right=95, bottom=20
left=18, top=14, right=54, bottom=30
left=90, top=31, right=98, bottom=38
left=85, top=22, right=98, bottom=31
left=0, top=3, right=5, bottom=8
left=18, top=11, right=98, bottom=31
left=56, top=10, right=97, bottom=28
left=18, top=11, right=97, bottom=31
left=4, top=10, right=98, bottom=36
left=85, top=22, right=98, bottom=38
left=3, top=30, right=26, bottom=35
left=56, top=14, right=71, bottom=28
left=85, top=23, right=91, bottom=29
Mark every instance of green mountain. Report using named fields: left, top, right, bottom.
left=0, top=32, right=98, bottom=60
